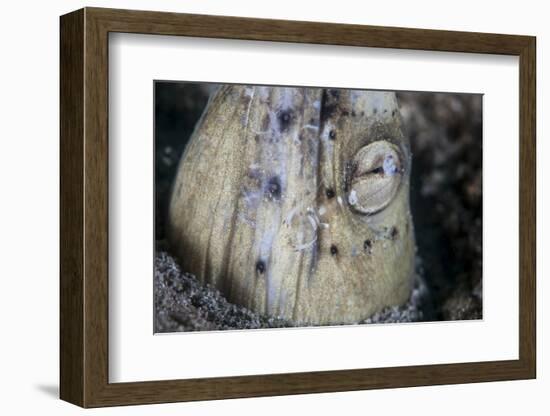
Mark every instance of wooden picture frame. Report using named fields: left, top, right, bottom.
left=60, top=7, right=536, bottom=408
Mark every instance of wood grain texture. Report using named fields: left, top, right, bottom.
left=59, top=8, right=84, bottom=406
left=518, top=38, right=536, bottom=376
left=59, top=7, right=537, bottom=408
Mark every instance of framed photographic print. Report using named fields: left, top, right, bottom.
left=60, top=7, right=536, bottom=408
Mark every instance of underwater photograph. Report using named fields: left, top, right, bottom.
left=154, top=82, right=482, bottom=332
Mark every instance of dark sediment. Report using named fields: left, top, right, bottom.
left=399, top=92, right=483, bottom=321
left=154, top=246, right=290, bottom=332
left=155, top=243, right=429, bottom=331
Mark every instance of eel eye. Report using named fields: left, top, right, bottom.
left=347, top=140, right=403, bottom=215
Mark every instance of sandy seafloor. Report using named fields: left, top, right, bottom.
left=154, top=84, right=482, bottom=332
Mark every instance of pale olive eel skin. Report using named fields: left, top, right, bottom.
left=168, top=86, right=415, bottom=325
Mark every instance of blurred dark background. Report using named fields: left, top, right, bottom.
left=154, top=82, right=482, bottom=323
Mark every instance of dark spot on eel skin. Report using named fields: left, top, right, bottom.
left=390, top=226, right=399, bottom=240
left=320, top=89, right=338, bottom=125
left=329, top=130, right=336, bottom=140
left=392, top=109, right=397, bottom=117
left=364, top=239, right=372, bottom=253
left=278, top=109, right=293, bottom=132
left=256, top=260, right=266, bottom=274
left=325, top=188, right=335, bottom=199
left=266, top=176, right=282, bottom=200
left=342, top=110, right=350, bottom=117
left=352, top=110, right=357, bottom=117
left=330, top=245, right=338, bottom=256
left=373, top=108, right=378, bottom=115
